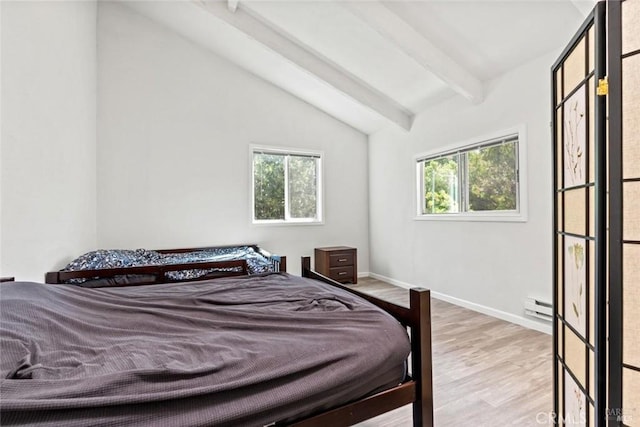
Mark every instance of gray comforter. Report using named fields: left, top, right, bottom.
left=0, top=272, right=410, bottom=426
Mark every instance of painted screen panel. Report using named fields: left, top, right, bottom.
left=559, top=361, right=565, bottom=422
left=589, top=240, right=595, bottom=347
left=559, top=235, right=564, bottom=312
left=564, top=85, right=588, bottom=187
left=589, top=349, right=595, bottom=400
left=588, top=77, right=595, bottom=183
left=565, top=370, right=587, bottom=426
left=588, top=27, right=595, bottom=73
left=624, top=182, right=640, bottom=241
left=622, top=54, right=640, bottom=179
left=564, top=39, right=587, bottom=99
left=558, top=107, right=564, bottom=188
left=589, top=186, right=595, bottom=238
left=565, top=236, right=588, bottom=338
left=557, top=67, right=564, bottom=107
left=622, top=368, right=639, bottom=426
left=623, top=244, right=640, bottom=368
left=622, top=0, right=640, bottom=55
left=566, top=326, right=587, bottom=386
left=558, top=193, right=564, bottom=232
left=565, top=189, right=586, bottom=236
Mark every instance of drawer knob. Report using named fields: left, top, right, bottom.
left=338, top=258, right=348, bottom=262
left=339, top=272, right=347, bottom=275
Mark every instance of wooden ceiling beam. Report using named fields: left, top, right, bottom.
left=227, top=0, right=239, bottom=13
left=343, top=1, right=484, bottom=104
left=195, top=1, right=413, bottom=131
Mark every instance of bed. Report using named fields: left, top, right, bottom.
left=1, top=255, right=433, bottom=426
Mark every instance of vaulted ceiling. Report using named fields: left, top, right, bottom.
left=122, top=0, right=592, bottom=134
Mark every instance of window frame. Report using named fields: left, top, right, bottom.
left=414, top=125, right=528, bottom=222
left=250, top=144, right=324, bottom=226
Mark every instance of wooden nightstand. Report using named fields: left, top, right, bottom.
left=314, top=246, right=357, bottom=284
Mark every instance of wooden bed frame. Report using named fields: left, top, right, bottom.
left=42, top=247, right=432, bottom=427
left=290, top=257, right=434, bottom=427
left=154, top=244, right=287, bottom=273
left=44, top=244, right=287, bottom=284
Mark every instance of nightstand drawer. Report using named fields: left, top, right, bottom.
left=328, top=266, right=354, bottom=282
left=329, top=252, right=354, bottom=267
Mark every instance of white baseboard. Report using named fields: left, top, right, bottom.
left=357, top=272, right=370, bottom=278
left=368, top=273, right=414, bottom=289
left=367, top=273, right=552, bottom=335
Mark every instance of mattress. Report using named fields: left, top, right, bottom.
left=0, top=272, right=410, bottom=426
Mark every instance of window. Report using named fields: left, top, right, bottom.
left=252, top=147, right=322, bottom=224
left=416, top=130, right=527, bottom=221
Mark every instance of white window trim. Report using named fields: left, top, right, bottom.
left=413, top=125, right=528, bottom=223
left=250, top=144, right=324, bottom=226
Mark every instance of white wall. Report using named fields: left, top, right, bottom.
left=1, top=1, right=4, bottom=276
left=97, top=3, right=369, bottom=275
left=0, top=1, right=97, bottom=281
left=369, top=51, right=558, bottom=331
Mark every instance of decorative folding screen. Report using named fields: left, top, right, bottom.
left=553, top=5, right=603, bottom=425
left=553, top=1, right=639, bottom=426
left=611, top=0, right=640, bottom=425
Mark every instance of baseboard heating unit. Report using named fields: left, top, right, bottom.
left=524, top=297, right=553, bottom=322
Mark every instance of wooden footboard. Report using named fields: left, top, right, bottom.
left=45, top=260, right=249, bottom=284
left=295, top=257, right=434, bottom=427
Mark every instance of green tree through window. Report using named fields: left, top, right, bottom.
left=288, top=156, right=317, bottom=219
left=423, top=155, right=459, bottom=214
left=253, top=150, right=321, bottom=222
left=418, top=137, right=519, bottom=216
left=254, top=154, right=285, bottom=220
left=468, top=143, right=517, bottom=211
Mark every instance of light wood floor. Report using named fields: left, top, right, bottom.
left=352, top=277, right=552, bottom=427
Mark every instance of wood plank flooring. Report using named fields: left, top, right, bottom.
left=352, top=277, right=552, bottom=426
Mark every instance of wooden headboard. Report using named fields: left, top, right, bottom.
left=154, top=244, right=287, bottom=273
left=44, top=244, right=287, bottom=284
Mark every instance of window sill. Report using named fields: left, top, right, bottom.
left=252, top=220, right=325, bottom=227
left=414, top=213, right=527, bottom=223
